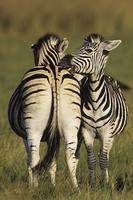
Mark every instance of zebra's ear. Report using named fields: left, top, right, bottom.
left=104, top=40, right=122, bottom=51
left=31, top=43, right=37, bottom=49
left=59, top=38, right=69, bottom=54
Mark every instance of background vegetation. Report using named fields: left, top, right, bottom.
left=0, top=0, right=133, bottom=199
left=1, top=0, right=133, bottom=39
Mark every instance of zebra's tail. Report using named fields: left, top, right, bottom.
left=33, top=85, right=60, bottom=174
left=35, top=130, right=60, bottom=175
left=117, top=80, right=130, bottom=90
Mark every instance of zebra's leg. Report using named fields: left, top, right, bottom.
left=48, top=158, right=57, bottom=186
left=23, top=139, right=29, bottom=165
left=82, top=127, right=96, bottom=187
left=27, top=134, right=41, bottom=187
left=64, top=120, right=81, bottom=191
left=23, top=128, right=45, bottom=187
left=23, top=139, right=33, bottom=185
left=65, top=133, right=79, bottom=190
left=23, top=139, right=32, bottom=180
left=58, top=80, right=81, bottom=191
left=65, top=131, right=83, bottom=191
left=99, top=132, right=114, bottom=185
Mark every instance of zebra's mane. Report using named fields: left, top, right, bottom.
left=33, top=33, right=61, bottom=50
left=37, top=33, right=61, bottom=47
left=59, top=54, right=73, bottom=69
left=84, top=33, right=104, bottom=44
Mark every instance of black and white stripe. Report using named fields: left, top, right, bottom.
left=61, top=33, right=128, bottom=186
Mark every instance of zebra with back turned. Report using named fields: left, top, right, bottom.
left=8, top=33, right=69, bottom=187
left=60, top=33, right=128, bottom=186
left=32, top=39, right=82, bottom=191
left=8, top=33, right=82, bottom=190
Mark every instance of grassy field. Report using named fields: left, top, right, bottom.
left=0, top=33, right=133, bottom=200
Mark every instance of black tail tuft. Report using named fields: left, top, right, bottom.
left=117, top=80, right=130, bottom=91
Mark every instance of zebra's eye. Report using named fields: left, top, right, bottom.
left=103, top=50, right=109, bottom=56
left=85, top=49, right=93, bottom=53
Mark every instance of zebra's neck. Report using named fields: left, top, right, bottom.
left=38, top=47, right=59, bottom=67
left=87, top=71, right=110, bottom=111
left=89, top=69, right=104, bottom=90
left=37, top=48, right=59, bottom=79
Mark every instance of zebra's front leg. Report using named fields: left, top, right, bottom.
left=99, top=133, right=114, bottom=185
left=49, top=158, right=57, bottom=186
left=82, top=127, right=96, bottom=187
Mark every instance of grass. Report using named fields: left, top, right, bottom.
left=0, top=33, right=133, bottom=200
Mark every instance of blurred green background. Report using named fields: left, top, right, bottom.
left=0, top=0, right=133, bottom=199
left=0, top=0, right=133, bottom=37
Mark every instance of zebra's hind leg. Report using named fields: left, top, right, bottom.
left=99, top=132, right=114, bottom=185
left=65, top=134, right=79, bottom=191
left=23, top=139, right=32, bottom=185
left=49, top=158, right=57, bottom=186
left=23, top=136, right=41, bottom=187
left=82, top=127, right=96, bottom=187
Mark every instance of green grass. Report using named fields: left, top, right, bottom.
left=0, top=34, right=133, bottom=200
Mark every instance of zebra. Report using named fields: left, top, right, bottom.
left=8, top=33, right=82, bottom=191
left=8, top=33, right=69, bottom=187
left=60, top=33, right=128, bottom=186
left=31, top=41, right=82, bottom=191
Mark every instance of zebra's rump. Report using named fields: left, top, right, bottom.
left=8, top=84, right=26, bottom=138
left=8, top=66, right=56, bottom=141
left=8, top=84, right=54, bottom=141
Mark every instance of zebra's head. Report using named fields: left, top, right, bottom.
left=69, top=33, right=121, bottom=78
left=31, top=33, right=69, bottom=66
